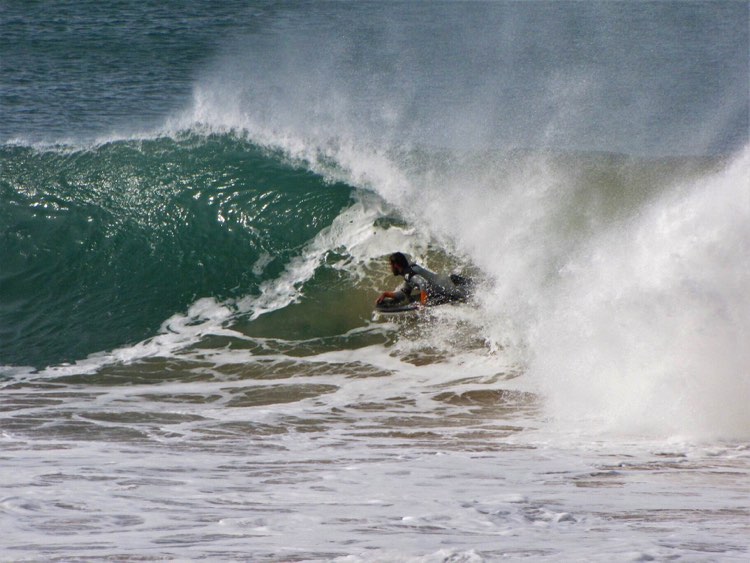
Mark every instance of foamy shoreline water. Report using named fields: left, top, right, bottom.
left=2, top=351, right=749, bottom=561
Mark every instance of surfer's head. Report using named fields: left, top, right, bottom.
left=389, top=252, right=410, bottom=276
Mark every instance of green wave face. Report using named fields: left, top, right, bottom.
left=0, top=135, right=353, bottom=368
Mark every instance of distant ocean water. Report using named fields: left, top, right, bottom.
left=2, top=2, right=749, bottom=561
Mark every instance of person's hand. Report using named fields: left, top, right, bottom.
left=376, top=291, right=394, bottom=305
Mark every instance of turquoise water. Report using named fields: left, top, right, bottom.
left=1, top=136, right=352, bottom=367
left=1, top=2, right=749, bottom=560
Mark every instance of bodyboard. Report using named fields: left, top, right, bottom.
left=374, top=301, right=421, bottom=314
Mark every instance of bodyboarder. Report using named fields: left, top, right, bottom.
left=375, top=252, right=472, bottom=308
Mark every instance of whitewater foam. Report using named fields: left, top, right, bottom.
left=531, top=147, right=750, bottom=440
left=170, top=71, right=750, bottom=442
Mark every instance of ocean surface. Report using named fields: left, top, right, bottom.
left=2, top=2, right=749, bottom=561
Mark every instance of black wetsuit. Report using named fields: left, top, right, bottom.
left=393, top=264, right=469, bottom=305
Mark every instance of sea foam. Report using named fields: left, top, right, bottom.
left=530, top=147, right=750, bottom=440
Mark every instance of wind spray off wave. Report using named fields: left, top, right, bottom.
left=162, top=1, right=750, bottom=441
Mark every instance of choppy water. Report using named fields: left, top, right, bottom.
left=2, top=2, right=749, bottom=561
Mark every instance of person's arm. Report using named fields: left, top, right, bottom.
left=376, top=291, right=398, bottom=304
left=376, top=279, right=412, bottom=305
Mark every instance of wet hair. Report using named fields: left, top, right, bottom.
left=389, top=252, right=410, bottom=269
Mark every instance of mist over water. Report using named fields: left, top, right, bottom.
left=184, top=1, right=748, bottom=156
left=177, top=2, right=750, bottom=440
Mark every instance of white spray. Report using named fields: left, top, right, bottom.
left=172, top=3, right=749, bottom=440
left=529, top=147, right=750, bottom=440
